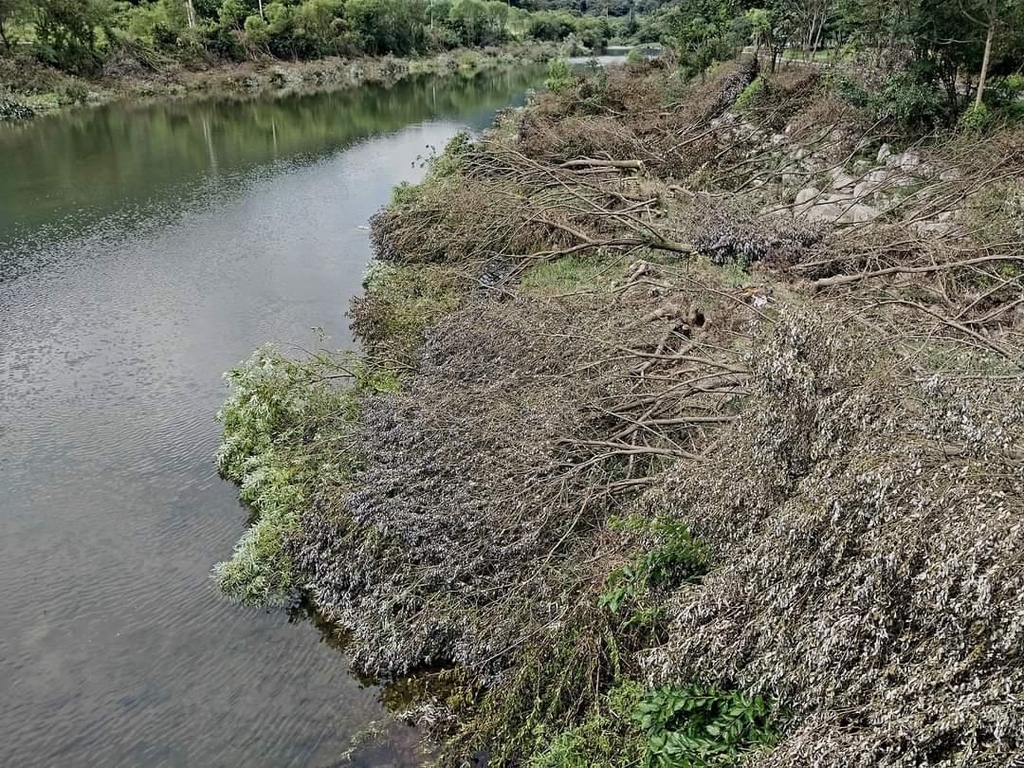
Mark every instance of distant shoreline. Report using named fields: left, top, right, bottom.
left=0, top=43, right=556, bottom=123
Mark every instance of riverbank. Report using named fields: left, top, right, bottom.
left=217, top=57, right=1024, bottom=765
left=0, top=43, right=555, bottom=121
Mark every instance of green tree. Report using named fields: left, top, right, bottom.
left=34, top=0, right=112, bottom=72
left=0, top=0, right=29, bottom=49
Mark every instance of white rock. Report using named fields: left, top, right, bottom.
left=831, top=171, right=857, bottom=190
left=888, top=150, right=921, bottom=171
left=877, top=143, right=892, bottom=164
left=853, top=181, right=875, bottom=200
left=795, top=187, right=821, bottom=206
left=771, top=133, right=787, bottom=146
left=915, top=221, right=954, bottom=237
left=865, top=168, right=890, bottom=184
left=837, top=204, right=881, bottom=224
left=804, top=203, right=844, bottom=223
left=940, top=168, right=961, bottom=182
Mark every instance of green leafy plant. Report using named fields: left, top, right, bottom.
left=600, top=517, right=710, bottom=622
left=625, top=47, right=646, bottom=66
left=544, top=57, right=575, bottom=93
left=958, top=102, right=992, bottom=133
left=213, top=346, right=357, bottom=606
left=634, top=684, right=781, bottom=767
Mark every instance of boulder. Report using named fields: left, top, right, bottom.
left=831, top=170, right=857, bottom=190
left=853, top=181, right=876, bottom=200
left=837, top=204, right=881, bottom=224
left=877, top=143, right=893, bottom=164
left=795, top=187, right=821, bottom=207
left=804, top=203, right=844, bottom=223
left=888, top=150, right=921, bottom=171
left=914, top=221, right=955, bottom=237
left=865, top=168, right=891, bottom=185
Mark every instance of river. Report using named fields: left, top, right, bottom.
left=0, top=67, right=543, bottom=767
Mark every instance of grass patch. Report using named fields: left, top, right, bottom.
left=520, top=255, right=618, bottom=296
left=350, top=262, right=463, bottom=364
left=529, top=681, right=646, bottom=768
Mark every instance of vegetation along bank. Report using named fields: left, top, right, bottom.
left=0, top=0, right=643, bottom=119
left=215, top=0, right=1024, bottom=765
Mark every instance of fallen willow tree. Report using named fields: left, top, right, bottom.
left=214, top=56, right=1024, bottom=766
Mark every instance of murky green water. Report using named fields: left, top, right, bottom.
left=0, top=67, right=542, bottom=767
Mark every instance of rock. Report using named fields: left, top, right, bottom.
left=877, top=143, right=892, bottom=164
left=795, top=187, right=821, bottom=207
left=865, top=168, right=890, bottom=185
left=915, top=221, right=955, bottom=237
left=940, top=168, right=961, bottom=182
left=771, top=133, right=787, bottom=146
left=937, top=210, right=961, bottom=222
left=793, top=147, right=810, bottom=160
left=831, top=170, right=857, bottom=190
left=804, top=203, right=844, bottom=223
left=853, top=181, right=876, bottom=200
left=782, top=173, right=804, bottom=187
left=888, top=150, right=921, bottom=171
left=837, top=204, right=881, bottom=224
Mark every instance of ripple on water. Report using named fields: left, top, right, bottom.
left=0, top=70, right=547, bottom=767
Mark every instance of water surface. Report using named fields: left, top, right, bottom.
left=0, top=67, right=542, bottom=767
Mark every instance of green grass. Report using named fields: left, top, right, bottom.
left=520, top=255, right=618, bottom=295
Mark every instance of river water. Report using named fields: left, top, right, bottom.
left=0, top=67, right=542, bottom=767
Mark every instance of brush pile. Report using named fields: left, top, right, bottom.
left=220, top=54, right=1024, bottom=766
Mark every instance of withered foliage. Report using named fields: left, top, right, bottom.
left=286, top=57, right=1024, bottom=766
left=642, top=312, right=1024, bottom=766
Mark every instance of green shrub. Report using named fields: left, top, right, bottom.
left=734, top=75, right=764, bottom=111
left=871, top=71, right=944, bottom=130
left=425, top=130, right=472, bottom=182
left=213, top=346, right=356, bottom=606
left=958, top=101, right=992, bottom=133
left=625, top=47, right=645, bottom=66
left=55, top=81, right=88, bottom=105
left=350, top=262, right=462, bottom=361
left=634, top=684, right=781, bottom=767
left=826, top=71, right=870, bottom=108
left=544, top=57, right=575, bottom=93
left=600, top=517, right=710, bottom=623
left=529, top=682, right=646, bottom=768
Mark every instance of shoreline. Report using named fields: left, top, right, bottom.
left=0, top=43, right=556, bottom=122
left=214, top=57, right=1024, bottom=766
